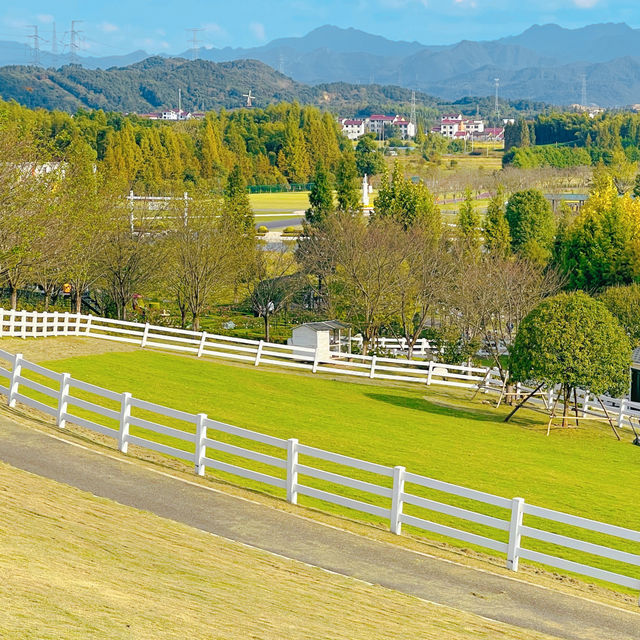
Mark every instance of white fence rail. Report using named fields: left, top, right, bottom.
left=0, top=342, right=638, bottom=601
left=2, top=308, right=639, bottom=431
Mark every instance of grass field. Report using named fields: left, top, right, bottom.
left=3, top=344, right=633, bottom=590
left=1, top=462, right=566, bottom=640
left=250, top=192, right=310, bottom=212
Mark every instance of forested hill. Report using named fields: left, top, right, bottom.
left=0, top=57, right=432, bottom=114
left=0, top=56, right=546, bottom=119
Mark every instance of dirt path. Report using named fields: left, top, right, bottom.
left=0, top=336, right=138, bottom=363
left=0, top=416, right=638, bottom=640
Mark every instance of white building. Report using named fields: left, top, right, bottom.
left=288, top=321, right=351, bottom=361
left=339, top=114, right=416, bottom=140
left=340, top=119, right=366, bottom=140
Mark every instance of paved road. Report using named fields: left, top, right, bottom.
left=255, top=216, right=303, bottom=230
left=1, top=416, right=638, bottom=640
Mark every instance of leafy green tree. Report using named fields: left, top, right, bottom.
left=558, top=176, right=640, bottom=290
left=505, top=189, right=555, bottom=267
left=355, top=134, right=384, bottom=177
left=457, top=187, right=481, bottom=254
left=599, top=283, right=640, bottom=345
left=484, top=186, right=511, bottom=257
left=305, top=163, right=334, bottom=226
left=335, top=151, right=360, bottom=215
left=374, top=161, right=440, bottom=232
left=414, top=122, right=426, bottom=145
left=223, top=165, right=254, bottom=234
left=509, top=292, right=630, bottom=425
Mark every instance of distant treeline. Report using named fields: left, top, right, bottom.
left=0, top=98, right=348, bottom=193
left=503, top=111, right=640, bottom=168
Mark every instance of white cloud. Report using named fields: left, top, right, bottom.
left=98, top=22, right=119, bottom=33
left=37, top=14, right=54, bottom=24
left=250, top=21, right=266, bottom=41
left=572, top=0, right=599, bottom=7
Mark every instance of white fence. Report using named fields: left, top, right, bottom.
left=0, top=341, right=639, bottom=600
left=0, top=309, right=495, bottom=391
left=2, top=309, right=640, bottom=431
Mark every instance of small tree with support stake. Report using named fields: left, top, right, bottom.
left=506, top=292, right=630, bottom=436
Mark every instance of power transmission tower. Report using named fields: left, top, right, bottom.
left=186, top=28, right=204, bottom=60
left=581, top=73, right=587, bottom=108
left=27, top=25, right=42, bottom=66
left=494, top=78, right=500, bottom=115
left=278, top=53, right=285, bottom=74
left=70, top=20, right=83, bottom=63
left=52, top=22, right=57, bottom=54
left=410, top=90, right=417, bottom=125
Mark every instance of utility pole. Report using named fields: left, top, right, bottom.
left=178, top=88, right=182, bottom=119
left=27, top=25, right=42, bottom=66
left=186, top=28, right=204, bottom=61
left=494, top=78, right=500, bottom=116
left=581, top=73, right=587, bottom=108
left=410, top=90, right=417, bottom=126
left=70, top=20, right=83, bottom=63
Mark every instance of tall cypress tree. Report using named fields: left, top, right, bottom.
left=484, top=186, right=511, bottom=257
left=306, top=162, right=334, bottom=226
left=335, top=151, right=360, bottom=214
left=223, top=165, right=254, bottom=234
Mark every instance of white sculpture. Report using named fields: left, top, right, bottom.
left=362, top=174, right=370, bottom=207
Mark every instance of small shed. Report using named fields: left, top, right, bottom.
left=631, top=348, right=640, bottom=402
left=288, top=321, right=351, bottom=361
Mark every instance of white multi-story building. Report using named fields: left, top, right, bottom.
left=340, top=119, right=366, bottom=140
left=339, top=114, right=416, bottom=140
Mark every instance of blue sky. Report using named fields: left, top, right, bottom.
left=1, top=1, right=638, bottom=56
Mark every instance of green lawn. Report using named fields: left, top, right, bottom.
left=250, top=192, right=310, bottom=211
left=10, top=347, right=640, bottom=590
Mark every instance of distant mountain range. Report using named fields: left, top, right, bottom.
left=2, top=22, right=640, bottom=106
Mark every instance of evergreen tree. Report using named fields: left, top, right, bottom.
left=335, top=151, right=360, bottom=214
left=505, top=189, right=556, bottom=267
left=355, top=134, right=385, bottom=177
left=457, top=187, right=481, bottom=254
left=484, top=186, right=511, bottom=257
left=414, top=122, right=426, bottom=145
left=223, top=165, right=254, bottom=234
left=306, top=163, right=334, bottom=226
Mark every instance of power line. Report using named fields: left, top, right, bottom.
left=70, top=20, right=83, bottom=63
left=186, top=28, right=204, bottom=61
left=26, top=25, right=46, bottom=66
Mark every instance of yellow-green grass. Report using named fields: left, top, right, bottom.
left=6, top=345, right=639, bottom=595
left=0, top=461, right=563, bottom=640
left=249, top=191, right=310, bottom=211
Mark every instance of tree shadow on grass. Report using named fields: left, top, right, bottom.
left=364, top=392, right=504, bottom=424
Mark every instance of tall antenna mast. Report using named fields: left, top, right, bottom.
left=178, top=88, right=182, bottom=118
left=278, top=53, right=285, bottom=74
left=581, top=73, right=587, bottom=108
left=186, top=28, right=204, bottom=60
left=70, top=20, right=83, bottom=63
left=27, top=25, right=42, bottom=66
left=52, top=22, right=57, bottom=54
left=494, top=78, right=500, bottom=115
left=410, top=90, right=417, bottom=125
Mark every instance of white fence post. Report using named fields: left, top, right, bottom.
left=194, top=413, right=207, bottom=476
left=286, top=438, right=299, bottom=504
left=581, top=390, right=590, bottom=418
left=85, top=315, right=93, bottom=335
left=369, top=355, right=377, bottom=379
left=197, top=331, right=208, bottom=358
left=75, top=313, right=81, bottom=335
left=56, top=373, right=71, bottom=428
left=312, top=347, right=320, bottom=373
left=390, top=465, right=406, bottom=535
left=32, top=311, right=38, bottom=337
left=254, top=340, right=264, bottom=366
left=618, top=398, right=627, bottom=428
left=20, top=309, right=27, bottom=339
left=140, top=322, right=150, bottom=347
left=53, top=311, right=59, bottom=336
left=63, top=312, right=70, bottom=335
left=506, top=497, right=525, bottom=571
left=118, top=392, right=132, bottom=454
left=426, top=360, right=434, bottom=386
left=0, top=308, right=3, bottom=337
left=8, top=309, right=15, bottom=337
left=8, top=353, right=23, bottom=408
